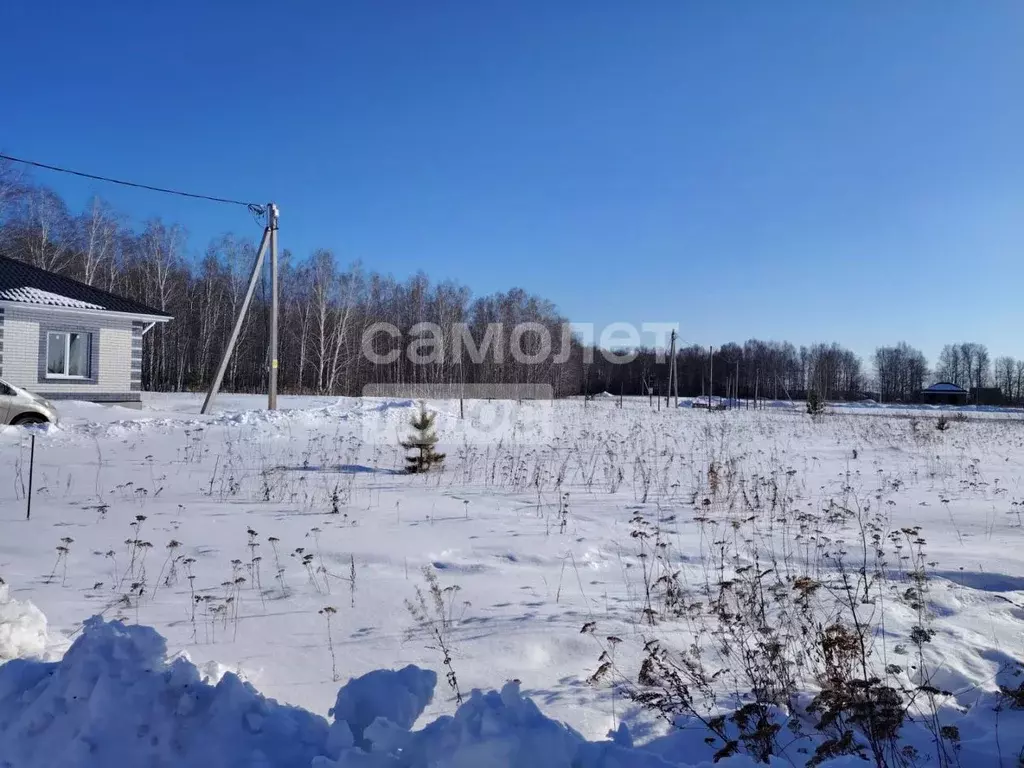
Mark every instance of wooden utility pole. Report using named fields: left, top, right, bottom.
left=666, top=329, right=677, bottom=408
left=709, top=346, right=714, bottom=409
left=672, top=337, right=678, bottom=407
left=735, top=359, right=739, bottom=409
left=581, top=350, right=587, bottom=407
left=460, top=358, right=466, bottom=419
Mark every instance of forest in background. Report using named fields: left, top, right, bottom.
left=2, top=160, right=1022, bottom=404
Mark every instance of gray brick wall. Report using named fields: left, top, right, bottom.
left=0, top=305, right=136, bottom=398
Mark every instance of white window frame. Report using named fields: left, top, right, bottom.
left=46, top=331, right=92, bottom=379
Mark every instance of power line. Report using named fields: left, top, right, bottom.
left=0, top=152, right=266, bottom=217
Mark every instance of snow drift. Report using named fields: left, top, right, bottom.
left=0, top=615, right=791, bottom=768
left=0, top=583, right=61, bottom=663
left=1, top=609, right=1021, bottom=767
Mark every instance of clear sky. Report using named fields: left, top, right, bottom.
left=2, top=2, right=1022, bottom=364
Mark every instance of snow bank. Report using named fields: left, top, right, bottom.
left=1, top=598, right=1019, bottom=767
left=0, top=583, right=58, bottom=663
left=0, top=617, right=330, bottom=768
left=3, top=615, right=1019, bottom=768
left=0, top=616, right=798, bottom=768
left=325, top=664, right=436, bottom=750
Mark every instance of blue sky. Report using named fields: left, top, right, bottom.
left=2, top=2, right=1023, bottom=363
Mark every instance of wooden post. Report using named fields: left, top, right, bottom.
left=666, top=330, right=677, bottom=408
left=26, top=434, right=35, bottom=521
left=582, top=352, right=588, bottom=408
left=709, top=346, right=714, bottom=411
left=671, top=332, right=679, bottom=408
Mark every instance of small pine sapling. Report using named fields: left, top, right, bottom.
left=401, top=402, right=446, bottom=474
left=807, top=390, right=824, bottom=416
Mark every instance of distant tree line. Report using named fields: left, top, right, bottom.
left=1, top=162, right=1022, bottom=404
left=585, top=341, right=864, bottom=401
left=0, top=163, right=588, bottom=396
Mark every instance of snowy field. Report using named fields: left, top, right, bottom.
left=2, top=394, right=1024, bottom=765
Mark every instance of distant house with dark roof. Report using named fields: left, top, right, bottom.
left=920, top=382, right=968, bottom=405
left=969, top=387, right=1004, bottom=406
left=0, top=255, right=172, bottom=406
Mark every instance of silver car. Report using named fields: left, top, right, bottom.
left=0, top=378, right=59, bottom=426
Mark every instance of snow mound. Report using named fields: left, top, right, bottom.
left=326, top=664, right=436, bottom=750
left=7, top=609, right=1016, bottom=767
left=0, top=617, right=331, bottom=768
left=0, top=583, right=61, bottom=662
left=0, top=616, right=800, bottom=768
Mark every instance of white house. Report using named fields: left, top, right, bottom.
left=0, top=255, right=172, bottom=407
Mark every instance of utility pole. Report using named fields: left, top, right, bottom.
left=666, top=329, right=677, bottom=408
left=672, top=335, right=679, bottom=408
left=582, top=350, right=589, bottom=408
left=202, top=203, right=279, bottom=414
left=709, top=346, right=714, bottom=410
left=268, top=203, right=280, bottom=410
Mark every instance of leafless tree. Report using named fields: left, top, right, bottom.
left=936, top=343, right=990, bottom=391
left=0, top=174, right=1017, bottom=406
left=995, top=357, right=1016, bottom=403
left=874, top=343, right=928, bottom=402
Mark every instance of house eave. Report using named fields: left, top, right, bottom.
left=0, top=299, right=172, bottom=324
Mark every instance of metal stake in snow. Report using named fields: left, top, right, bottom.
left=26, top=434, right=35, bottom=521
left=202, top=203, right=280, bottom=414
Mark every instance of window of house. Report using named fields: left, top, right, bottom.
left=46, top=332, right=91, bottom=378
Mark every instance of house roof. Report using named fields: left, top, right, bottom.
left=922, top=382, right=967, bottom=394
left=0, top=255, right=172, bottom=319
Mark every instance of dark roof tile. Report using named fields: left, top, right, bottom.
left=0, top=254, right=171, bottom=318
left=922, top=382, right=967, bottom=393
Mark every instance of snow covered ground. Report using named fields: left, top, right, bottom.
left=1, top=394, right=1023, bottom=765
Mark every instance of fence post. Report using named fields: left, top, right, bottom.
left=26, top=434, right=35, bottom=521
